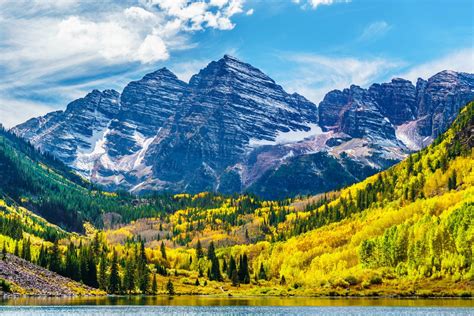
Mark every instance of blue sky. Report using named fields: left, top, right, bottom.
left=0, top=0, right=473, bottom=127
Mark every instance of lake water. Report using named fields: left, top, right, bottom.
left=0, top=296, right=473, bottom=316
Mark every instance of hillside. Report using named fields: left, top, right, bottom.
left=0, top=127, right=220, bottom=232
left=0, top=254, right=102, bottom=296
left=0, top=101, right=471, bottom=297
left=97, top=101, right=473, bottom=296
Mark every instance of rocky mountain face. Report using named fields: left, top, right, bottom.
left=12, top=56, right=474, bottom=199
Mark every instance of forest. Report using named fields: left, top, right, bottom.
left=0, top=101, right=472, bottom=297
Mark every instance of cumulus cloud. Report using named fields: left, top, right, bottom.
left=0, top=0, right=252, bottom=127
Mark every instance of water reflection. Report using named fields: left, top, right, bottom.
left=1, top=296, right=473, bottom=308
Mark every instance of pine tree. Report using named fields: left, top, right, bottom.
left=207, top=241, right=216, bottom=260
left=151, top=272, right=158, bottom=294
left=109, top=250, right=121, bottom=294
left=258, top=262, right=266, bottom=280
left=87, top=252, right=98, bottom=288
left=49, top=240, right=62, bottom=273
left=79, top=244, right=89, bottom=284
left=228, top=256, right=236, bottom=278
left=2, top=241, right=6, bottom=260
left=98, top=252, right=108, bottom=291
left=21, top=238, right=31, bottom=261
left=65, top=242, right=80, bottom=281
left=222, top=258, right=227, bottom=276
left=13, top=241, right=19, bottom=257
left=160, top=241, right=167, bottom=260
left=231, top=269, right=239, bottom=286
left=238, top=254, right=250, bottom=284
left=166, top=279, right=175, bottom=295
left=195, top=239, right=204, bottom=259
left=123, top=254, right=135, bottom=294
left=37, top=245, right=48, bottom=267
left=137, top=241, right=149, bottom=293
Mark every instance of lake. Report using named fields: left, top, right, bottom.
left=0, top=296, right=473, bottom=315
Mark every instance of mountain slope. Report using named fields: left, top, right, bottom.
left=97, top=100, right=473, bottom=297
left=234, top=100, right=473, bottom=295
left=0, top=254, right=101, bottom=296
left=0, top=101, right=471, bottom=297
left=13, top=56, right=474, bottom=199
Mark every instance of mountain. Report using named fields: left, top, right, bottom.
left=0, top=100, right=472, bottom=297
left=85, top=100, right=474, bottom=296
left=12, top=56, right=474, bottom=198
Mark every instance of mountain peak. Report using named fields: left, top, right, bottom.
left=143, top=67, right=179, bottom=81
left=222, top=54, right=241, bottom=62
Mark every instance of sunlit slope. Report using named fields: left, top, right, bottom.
left=227, top=101, right=473, bottom=295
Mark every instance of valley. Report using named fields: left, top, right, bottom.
left=0, top=101, right=472, bottom=298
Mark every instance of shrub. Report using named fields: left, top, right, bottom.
left=369, top=275, right=382, bottom=285
left=344, top=276, right=359, bottom=286
left=0, top=278, right=11, bottom=293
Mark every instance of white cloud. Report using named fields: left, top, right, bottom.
left=358, top=21, right=391, bottom=41
left=293, top=0, right=351, bottom=10
left=0, top=0, right=253, bottom=127
left=399, top=48, right=474, bottom=82
left=280, top=53, right=403, bottom=104
left=137, top=35, right=169, bottom=63
left=0, top=98, right=57, bottom=128
left=246, top=8, right=254, bottom=15
left=171, top=59, right=211, bottom=82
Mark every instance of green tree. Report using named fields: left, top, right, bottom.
left=151, top=272, right=158, bottom=294
left=195, top=239, right=204, bottom=259
left=123, top=254, right=135, bottom=294
left=98, top=252, right=108, bottom=291
left=258, top=262, right=266, bottom=280
left=160, top=241, right=167, bottom=260
left=109, top=250, right=121, bottom=294
left=2, top=241, right=6, bottom=260
left=49, top=240, right=62, bottom=273
left=238, top=254, right=250, bottom=284
left=166, top=279, right=175, bottom=295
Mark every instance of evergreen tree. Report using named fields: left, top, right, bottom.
left=2, top=241, right=6, bottom=260
left=231, top=269, right=239, bottom=286
left=109, top=250, right=121, bottom=294
left=166, top=279, right=175, bottom=295
left=65, top=242, right=80, bottom=281
left=195, top=239, right=204, bottom=259
left=228, top=256, right=236, bottom=277
left=14, top=241, right=19, bottom=257
left=87, top=251, right=98, bottom=288
left=258, top=262, right=266, bottom=280
left=151, top=272, right=158, bottom=294
left=207, top=241, right=216, bottom=260
left=123, top=254, right=135, bottom=294
left=206, top=241, right=222, bottom=281
left=98, top=252, right=108, bottom=291
left=137, top=241, right=149, bottom=293
left=21, top=238, right=31, bottom=261
left=160, top=241, right=167, bottom=260
left=49, top=240, right=62, bottom=273
left=37, top=245, right=48, bottom=267
left=238, top=254, right=250, bottom=284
